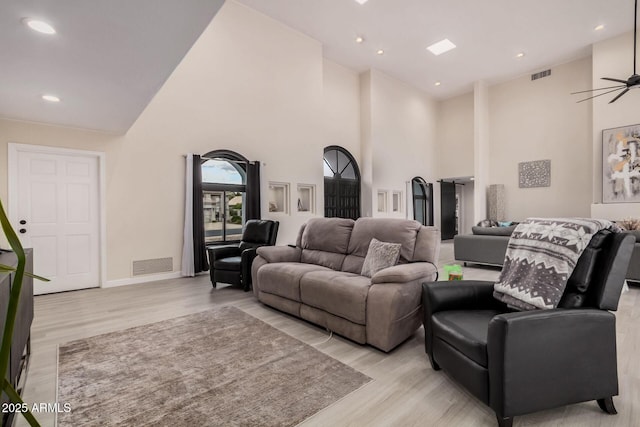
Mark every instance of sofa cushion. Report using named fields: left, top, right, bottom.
left=341, top=254, right=365, bottom=274
left=301, top=249, right=346, bottom=271
left=213, top=256, right=241, bottom=271
left=242, top=220, right=274, bottom=244
left=432, top=310, right=502, bottom=367
left=300, top=271, right=372, bottom=325
left=361, top=238, right=401, bottom=278
left=348, top=218, right=422, bottom=262
left=257, top=263, right=332, bottom=302
left=472, top=225, right=516, bottom=236
left=301, top=218, right=354, bottom=254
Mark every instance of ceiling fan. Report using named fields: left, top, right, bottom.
left=572, top=0, right=639, bottom=103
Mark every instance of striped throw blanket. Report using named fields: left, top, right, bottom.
left=493, top=218, right=618, bottom=310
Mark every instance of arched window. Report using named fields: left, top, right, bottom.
left=412, top=176, right=434, bottom=226
left=323, top=146, right=361, bottom=219
left=202, top=150, right=248, bottom=243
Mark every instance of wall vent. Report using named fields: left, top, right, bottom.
left=531, top=69, right=551, bottom=81
left=132, top=257, right=173, bottom=276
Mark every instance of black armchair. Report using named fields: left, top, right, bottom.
left=422, top=231, right=635, bottom=427
left=207, top=220, right=279, bottom=291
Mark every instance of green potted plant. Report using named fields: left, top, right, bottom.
left=0, top=200, right=48, bottom=426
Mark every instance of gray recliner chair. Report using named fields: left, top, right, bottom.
left=422, top=231, right=635, bottom=427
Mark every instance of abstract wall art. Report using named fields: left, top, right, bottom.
left=602, top=124, right=640, bottom=203
left=518, top=160, right=551, bottom=188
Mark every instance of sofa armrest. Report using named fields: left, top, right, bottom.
left=487, top=309, right=618, bottom=418
left=371, top=262, right=437, bottom=284
left=207, top=245, right=241, bottom=262
left=422, top=281, right=501, bottom=314
left=256, top=245, right=301, bottom=263
left=367, top=280, right=423, bottom=352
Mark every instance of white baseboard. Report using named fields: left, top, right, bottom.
left=103, top=271, right=183, bottom=288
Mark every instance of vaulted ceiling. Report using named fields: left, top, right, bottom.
left=0, top=0, right=224, bottom=133
left=1, top=0, right=635, bottom=133
left=237, top=0, right=634, bottom=98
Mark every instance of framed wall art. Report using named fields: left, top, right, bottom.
left=518, top=160, right=551, bottom=188
left=602, top=124, right=640, bottom=203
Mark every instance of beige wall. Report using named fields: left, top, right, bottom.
left=436, top=92, right=474, bottom=179
left=1, top=1, right=328, bottom=280
left=323, top=60, right=361, bottom=162
left=488, top=57, right=593, bottom=220
left=1, top=1, right=440, bottom=283
left=366, top=70, right=437, bottom=218
left=591, top=31, right=640, bottom=219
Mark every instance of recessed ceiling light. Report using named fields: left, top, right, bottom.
left=42, top=94, right=60, bottom=102
left=23, top=18, right=56, bottom=35
left=434, top=81, right=441, bottom=86
left=355, top=36, right=364, bottom=43
left=354, top=0, right=369, bottom=4
left=516, top=52, right=525, bottom=58
left=594, top=24, right=605, bottom=31
left=377, top=49, right=384, bottom=55
left=427, top=39, right=456, bottom=56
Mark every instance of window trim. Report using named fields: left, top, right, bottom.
left=201, top=150, right=248, bottom=245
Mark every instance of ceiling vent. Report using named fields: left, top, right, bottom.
left=531, top=69, right=551, bottom=81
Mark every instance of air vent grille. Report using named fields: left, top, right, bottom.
left=132, top=257, right=173, bottom=276
left=531, top=69, right=551, bottom=81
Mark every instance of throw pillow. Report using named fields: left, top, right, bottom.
left=361, top=238, right=401, bottom=278
left=477, top=219, right=498, bottom=227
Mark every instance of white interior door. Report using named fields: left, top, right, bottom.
left=11, top=147, right=101, bottom=294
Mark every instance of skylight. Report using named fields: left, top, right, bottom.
left=427, top=39, right=456, bottom=56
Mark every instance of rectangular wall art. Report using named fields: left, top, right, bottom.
left=518, top=160, right=551, bottom=188
left=602, top=124, right=640, bottom=203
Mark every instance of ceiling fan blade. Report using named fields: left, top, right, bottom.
left=571, top=85, right=626, bottom=95
left=577, top=87, right=625, bottom=103
left=609, top=88, right=630, bottom=104
left=601, top=77, right=630, bottom=84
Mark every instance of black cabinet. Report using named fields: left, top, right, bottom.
left=0, top=249, right=34, bottom=427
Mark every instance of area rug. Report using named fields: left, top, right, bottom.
left=57, top=306, right=371, bottom=426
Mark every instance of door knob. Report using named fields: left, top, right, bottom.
left=19, top=220, right=26, bottom=225
left=19, top=229, right=26, bottom=234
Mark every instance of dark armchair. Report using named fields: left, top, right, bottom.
left=207, top=220, right=279, bottom=291
left=422, top=231, right=635, bottom=427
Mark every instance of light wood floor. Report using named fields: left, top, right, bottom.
left=15, top=242, right=640, bottom=426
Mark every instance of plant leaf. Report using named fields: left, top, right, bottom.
left=0, top=200, right=29, bottom=424
left=3, top=379, right=41, bottom=426
left=0, top=263, right=15, bottom=273
left=25, top=271, right=50, bottom=282
left=0, top=264, right=49, bottom=282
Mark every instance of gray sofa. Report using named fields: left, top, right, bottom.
left=454, top=226, right=640, bottom=285
left=453, top=225, right=514, bottom=266
left=252, top=217, right=441, bottom=352
left=626, top=230, right=640, bottom=285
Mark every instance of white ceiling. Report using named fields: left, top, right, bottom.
left=237, top=0, right=636, bottom=98
left=0, top=0, right=224, bottom=133
left=1, top=0, right=636, bottom=133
